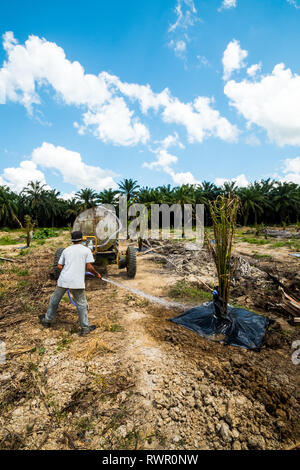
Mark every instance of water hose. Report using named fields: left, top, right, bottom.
left=67, top=272, right=95, bottom=306
left=67, top=272, right=186, bottom=310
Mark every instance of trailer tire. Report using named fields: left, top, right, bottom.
left=53, top=247, right=65, bottom=280
left=126, top=246, right=136, bottom=279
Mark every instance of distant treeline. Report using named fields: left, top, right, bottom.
left=0, top=178, right=299, bottom=229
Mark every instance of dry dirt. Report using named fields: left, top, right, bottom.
left=0, top=233, right=299, bottom=450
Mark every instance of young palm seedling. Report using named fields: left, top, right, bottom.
left=207, top=194, right=239, bottom=316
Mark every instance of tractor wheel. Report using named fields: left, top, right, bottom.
left=126, top=246, right=136, bottom=279
left=53, top=247, right=64, bottom=280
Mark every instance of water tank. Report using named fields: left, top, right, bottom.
left=73, top=205, right=120, bottom=252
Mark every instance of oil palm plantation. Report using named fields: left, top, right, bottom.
left=1, top=178, right=300, bottom=229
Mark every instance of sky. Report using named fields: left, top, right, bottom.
left=1, top=0, right=300, bottom=198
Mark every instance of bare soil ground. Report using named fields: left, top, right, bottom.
left=0, top=230, right=299, bottom=450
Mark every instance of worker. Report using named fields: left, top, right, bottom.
left=39, top=230, right=101, bottom=336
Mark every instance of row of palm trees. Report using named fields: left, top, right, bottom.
left=0, top=178, right=299, bottom=229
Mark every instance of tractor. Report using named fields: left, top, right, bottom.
left=52, top=205, right=136, bottom=280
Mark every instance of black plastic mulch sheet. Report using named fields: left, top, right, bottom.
left=169, top=302, right=270, bottom=350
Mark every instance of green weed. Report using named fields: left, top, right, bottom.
left=168, top=280, right=211, bottom=302
left=241, top=237, right=270, bottom=245
left=56, top=335, right=73, bottom=352
left=11, top=267, right=30, bottom=276
left=253, top=252, right=273, bottom=260
left=0, top=236, right=20, bottom=245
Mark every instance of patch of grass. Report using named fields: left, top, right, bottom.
left=18, top=248, right=31, bottom=256
left=271, top=240, right=300, bottom=250
left=168, top=280, right=211, bottom=303
left=106, top=323, right=123, bottom=332
left=33, top=239, right=46, bottom=246
left=56, top=335, right=73, bottom=352
left=253, top=252, right=273, bottom=260
left=103, top=314, right=123, bottom=332
left=27, top=362, right=38, bottom=372
left=17, top=280, right=31, bottom=288
left=87, top=370, right=109, bottom=388
left=11, top=267, right=30, bottom=276
left=47, top=399, right=68, bottom=423
left=135, top=298, right=150, bottom=307
left=241, top=237, right=270, bottom=245
left=0, top=236, right=20, bottom=245
left=75, top=416, right=93, bottom=432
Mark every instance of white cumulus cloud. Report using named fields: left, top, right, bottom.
left=0, top=160, right=48, bottom=193
left=222, top=39, right=248, bottom=81
left=162, top=96, right=238, bottom=143
left=103, top=72, right=238, bottom=143
left=224, top=63, right=300, bottom=146
left=143, top=133, right=199, bottom=185
left=167, top=169, right=200, bottom=185
left=154, top=132, right=185, bottom=150
left=77, top=97, right=149, bottom=147
left=281, top=156, right=300, bottom=184
left=32, top=142, right=117, bottom=190
left=214, top=174, right=249, bottom=187
left=247, top=62, right=262, bottom=77
left=0, top=32, right=149, bottom=147
left=143, top=149, right=178, bottom=170
left=0, top=32, right=237, bottom=149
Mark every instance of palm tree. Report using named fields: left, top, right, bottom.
left=0, top=186, right=22, bottom=227
left=222, top=181, right=237, bottom=197
left=97, top=188, right=119, bottom=205
left=75, top=188, right=98, bottom=211
left=21, top=181, right=48, bottom=225
left=271, top=182, right=300, bottom=225
left=238, top=184, right=268, bottom=226
left=118, top=178, right=140, bottom=201
left=172, top=184, right=195, bottom=205
left=156, top=184, right=175, bottom=204
left=65, top=198, right=81, bottom=223
left=201, top=181, right=221, bottom=201
left=45, top=189, right=61, bottom=227
left=196, top=182, right=218, bottom=225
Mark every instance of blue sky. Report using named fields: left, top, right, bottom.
left=1, top=0, right=300, bottom=197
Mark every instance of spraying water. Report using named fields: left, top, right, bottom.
left=102, top=276, right=186, bottom=311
